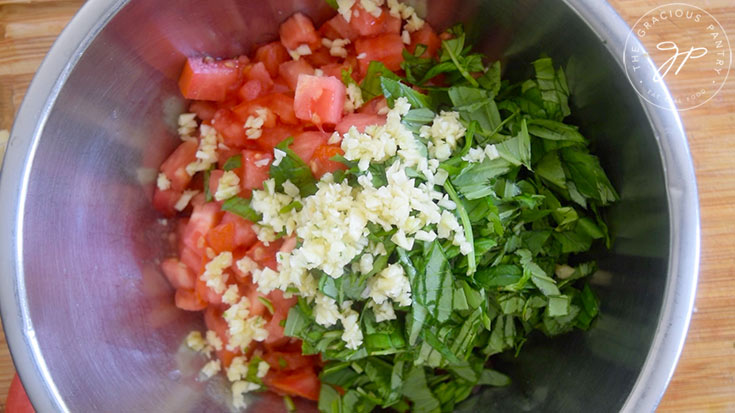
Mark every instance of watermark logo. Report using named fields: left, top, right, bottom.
left=624, top=3, right=731, bottom=111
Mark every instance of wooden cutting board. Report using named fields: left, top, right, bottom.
left=1, top=0, right=733, bottom=411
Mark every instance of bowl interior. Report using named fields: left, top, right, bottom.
left=9, top=0, right=670, bottom=411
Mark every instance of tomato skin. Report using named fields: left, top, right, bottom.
left=241, top=150, right=273, bottom=191
left=278, top=59, right=315, bottom=91
left=179, top=57, right=240, bottom=101
left=265, top=368, right=321, bottom=401
left=355, top=33, right=405, bottom=73
left=212, top=109, right=248, bottom=148
left=410, top=24, right=441, bottom=59
left=162, top=258, right=197, bottom=290
left=294, top=75, right=346, bottom=125
left=279, top=12, right=321, bottom=51
left=335, top=113, right=386, bottom=135
left=310, top=145, right=348, bottom=179
left=319, top=14, right=359, bottom=41
left=290, top=131, right=330, bottom=163
left=160, top=140, right=198, bottom=192
left=175, top=288, right=208, bottom=311
left=255, top=41, right=290, bottom=78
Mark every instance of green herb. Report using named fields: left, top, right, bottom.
left=258, top=296, right=275, bottom=315
left=221, top=196, right=260, bottom=222
left=270, top=137, right=318, bottom=197
left=361, top=61, right=401, bottom=102
left=380, top=78, right=433, bottom=109
left=222, top=154, right=242, bottom=171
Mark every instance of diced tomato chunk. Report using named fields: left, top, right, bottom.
left=179, top=57, right=240, bottom=101
left=246, top=239, right=284, bottom=271
left=175, top=288, right=208, bottom=311
left=206, top=222, right=236, bottom=253
left=263, top=351, right=318, bottom=371
left=256, top=125, right=302, bottom=152
left=255, top=42, right=290, bottom=78
left=239, top=79, right=265, bottom=102
left=348, top=4, right=400, bottom=36
left=335, top=113, right=386, bottom=135
left=179, top=245, right=204, bottom=273
left=265, top=369, right=321, bottom=401
left=410, top=24, right=441, bottom=59
left=162, top=258, right=197, bottom=290
left=290, top=131, right=330, bottom=163
left=208, top=169, right=224, bottom=199
left=319, top=14, right=359, bottom=41
left=153, top=188, right=182, bottom=217
left=182, top=201, right=221, bottom=253
left=267, top=93, right=298, bottom=125
left=294, top=75, right=346, bottom=125
left=232, top=98, right=277, bottom=128
left=355, top=33, right=405, bottom=73
left=160, top=140, right=198, bottom=192
left=221, top=212, right=258, bottom=249
left=196, top=276, right=224, bottom=306
left=279, top=12, right=321, bottom=51
left=189, top=101, right=217, bottom=122
left=212, top=109, right=248, bottom=147
left=309, top=145, right=347, bottom=179
left=241, top=150, right=273, bottom=191
left=358, top=96, right=388, bottom=115
left=244, top=62, right=274, bottom=90
left=305, top=46, right=338, bottom=67
left=278, top=59, right=315, bottom=91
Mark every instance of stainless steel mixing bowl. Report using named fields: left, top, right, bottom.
left=0, top=0, right=700, bottom=411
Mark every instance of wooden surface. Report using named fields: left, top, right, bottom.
left=0, top=0, right=733, bottom=411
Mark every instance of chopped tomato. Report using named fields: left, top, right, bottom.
left=348, top=4, right=401, bottom=37
left=241, top=150, right=273, bottom=191
left=153, top=188, right=182, bottom=217
left=212, top=109, right=248, bottom=147
left=245, top=285, right=268, bottom=317
left=162, top=258, right=196, bottom=290
left=355, top=33, right=405, bottom=73
left=179, top=245, right=204, bottom=273
left=221, top=212, right=257, bottom=249
left=196, top=276, right=224, bottom=306
left=335, top=113, right=386, bottom=135
left=239, top=79, right=265, bottom=102
left=263, top=289, right=298, bottom=346
left=290, top=131, right=330, bottom=163
left=278, top=59, right=315, bottom=91
left=358, top=96, right=388, bottom=115
left=257, top=125, right=302, bottom=152
left=263, top=351, right=317, bottom=371
left=244, top=62, right=274, bottom=90
left=182, top=201, right=221, bottom=253
left=305, top=46, right=338, bottom=67
left=267, top=93, right=298, bottom=125
left=189, top=101, right=218, bottom=122
left=179, top=57, right=240, bottom=101
left=246, top=239, right=284, bottom=270
left=319, top=14, right=359, bottom=41
left=208, top=170, right=224, bottom=199
left=160, top=140, right=198, bottom=192
left=232, top=98, right=277, bottom=128
left=205, top=306, right=243, bottom=367
left=206, top=222, right=236, bottom=253
left=255, top=42, right=290, bottom=78
left=279, top=12, right=321, bottom=51
left=410, top=24, right=441, bottom=59
left=265, top=369, right=321, bottom=401
left=175, top=288, right=208, bottom=311
left=294, top=75, right=346, bottom=125
left=309, top=145, right=347, bottom=179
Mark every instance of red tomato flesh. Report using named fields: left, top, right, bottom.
left=179, top=57, right=240, bottom=101
left=294, top=75, right=346, bottom=125
left=355, top=33, right=405, bottom=73
left=279, top=12, right=322, bottom=51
